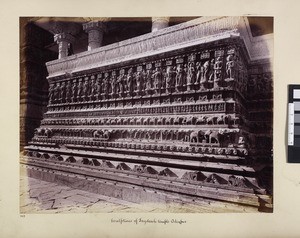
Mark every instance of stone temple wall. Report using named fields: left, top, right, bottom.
left=20, top=16, right=273, bottom=212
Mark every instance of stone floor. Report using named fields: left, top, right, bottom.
left=20, top=176, right=256, bottom=213
left=20, top=176, right=157, bottom=213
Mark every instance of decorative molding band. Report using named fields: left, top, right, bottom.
left=46, top=17, right=245, bottom=78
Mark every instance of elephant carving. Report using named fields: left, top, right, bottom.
left=190, top=130, right=205, bottom=143
left=204, top=130, right=221, bottom=144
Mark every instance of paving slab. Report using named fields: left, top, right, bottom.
left=20, top=175, right=251, bottom=213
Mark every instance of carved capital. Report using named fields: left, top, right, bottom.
left=83, top=21, right=106, bottom=32
left=54, top=32, right=75, bottom=44
left=83, top=21, right=106, bottom=51
left=152, top=17, right=170, bottom=32
left=152, top=17, right=170, bottom=23
left=54, top=32, right=75, bottom=59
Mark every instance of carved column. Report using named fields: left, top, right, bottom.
left=54, top=32, right=75, bottom=59
left=152, top=17, right=170, bottom=32
left=83, top=21, right=105, bottom=51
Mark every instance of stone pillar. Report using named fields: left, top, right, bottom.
left=54, top=32, right=75, bottom=59
left=152, top=17, right=170, bottom=32
left=83, top=21, right=105, bottom=51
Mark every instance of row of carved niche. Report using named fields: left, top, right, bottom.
left=25, top=151, right=257, bottom=189
left=48, top=49, right=247, bottom=99
left=41, top=114, right=242, bottom=126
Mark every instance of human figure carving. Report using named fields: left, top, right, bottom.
left=77, top=80, right=83, bottom=101
left=165, top=66, right=173, bottom=94
left=60, top=82, right=66, bottom=102
left=65, top=81, right=72, bottom=103
left=48, top=83, right=55, bottom=104
left=214, top=57, right=223, bottom=87
left=135, top=71, right=143, bottom=95
left=111, top=73, right=116, bottom=96
left=208, top=59, right=215, bottom=83
left=195, top=62, right=201, bottom=85
left=186, top=62, right=195, bottom=91
left=200, top=60, right=210, bottom=84
left=160, top=68, right=166, bottom=90
left=89, top=78, right=96, bottom=100
left=103, top=73, right=109, bottom=98
left=145, top=68, right=152, bottom=95
left=53, top=82, right=60, bottom=103
left=226, top=54, right=235, bottom=79
left=83, top=78, right=89, bottom=101
left=117, top=70, right=125, bottom=97
left=126, top=68, right=133, bottom=96
left=175, top=64, right=183, bottom=92
left=95, top=78, right=101, bottom=100
left=152, top=67, right=162, bottom=94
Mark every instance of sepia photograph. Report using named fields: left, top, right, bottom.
left=19, top=16, right=274, bottom=214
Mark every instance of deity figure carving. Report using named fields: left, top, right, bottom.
left=161, top=68, right=166, bottom=90
left=71, top=80, right=77, bottom=102
left=226, top=54, right=236, bottom=80
left=213, top=57, right=223, bottom=87
left=83, top=77, right=89, bottom=100
left=65, top=81, right=72, bottom=103
left=135, top=71, right=143, bottom=95
left=208, top=59, right=215, bottom=83
left=117, top=70, right=125, bottom=97
left=183, top=64, right=188, bottom=86
left=111, top=73, right=117, bottom=96
left=200, top=60, right=210, bottom=85
left=77, top=79, right=83, bottom=101
left=53, top=82, right=60, bottom=102
left=152, top=67, right=162, bottom=94
left=175, top=64, right=183, bottom=92
left=103, top=73, right=109, bottom=98
left=48, top=83, right=55, bottom=104
left=95, top=78, right=101, bottom=100
left=145, top=68, right=152, bottom=95
left=186, top=62, right=195, bottom=91
left=126, top=68, right=133, bottom=96
left=165, top=66, right=174, bottom=94
left=89, top=78, right=96, bottom=100
left=195, top=62, right=201, bottom=85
